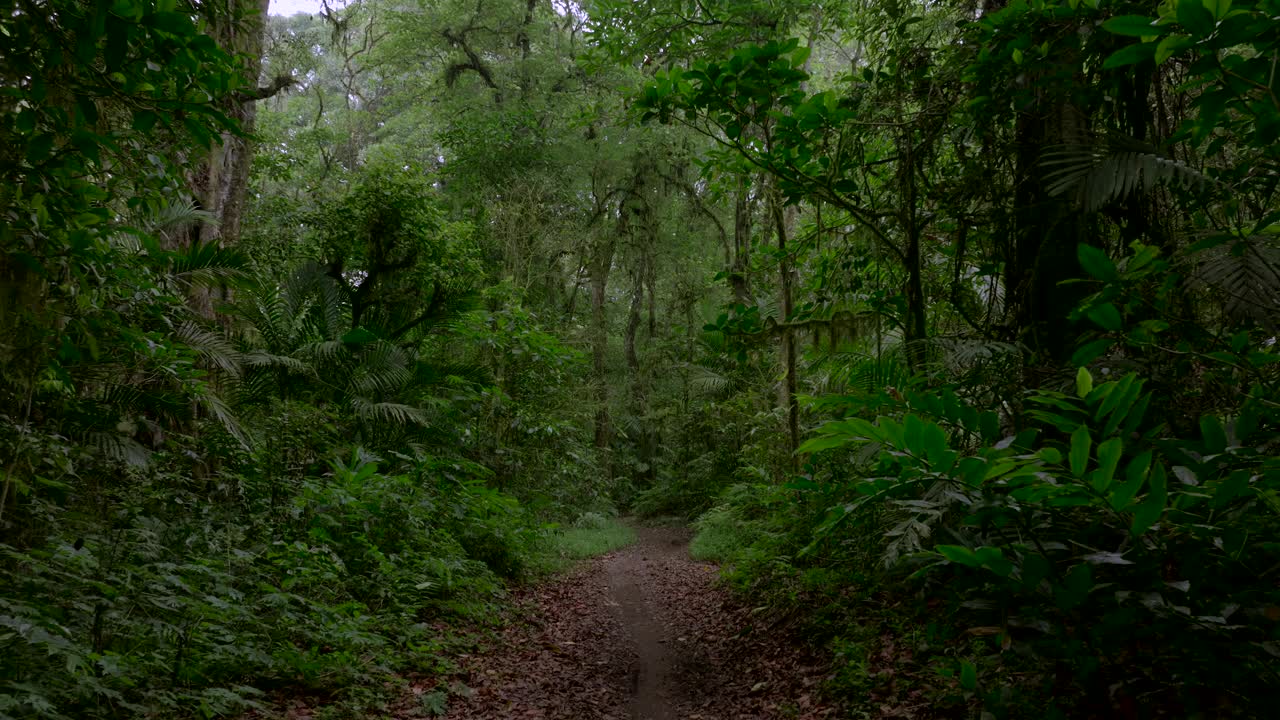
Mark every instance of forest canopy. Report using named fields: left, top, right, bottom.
left=2, top=0, right=1279, bottom=718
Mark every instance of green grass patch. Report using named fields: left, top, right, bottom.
left=688, top=506, right=749, bottom=563
left=688, top=483, right=792, bottom=566
left=528, top=513, right=635, bottom=575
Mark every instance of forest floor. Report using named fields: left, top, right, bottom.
left=407, top=525, right=840, bottom=720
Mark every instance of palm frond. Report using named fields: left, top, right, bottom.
left=350, top=341, right=414, bottom=396
left=241, top=350, right=311, bottom=374
left=1042, top=133, right=1208, bottom=211
left=927, top=336, right=1023, bottom=372
left=756, top=294, right=782, bottom=323
left=305, top=339, right=348, bottom=363
left=284, top=262, right=347, bottom=338
left=830, top=350, right=912, bottom=394
left=241, top=291, right=291, bottom=351
left=414, top=290, right=483, bottom=336
left=235, top=371, right=281, bottom=407
left=687, top=364, right=736, bottom=397
left=359, top=340, right=412, bottom=369
left=1191, top=237, right=1280, bottom=328
left=85, top=431, right=152, bottom=468
left=152, top=199, right=218, bottom=234
left=89, top=383, right=187, bottom=422
left=350, top=397, right=430, bottom=427
left=176, top=322, right=242, bottom=378
left=352, top=364, right=413, bottom=396
left=171, top=240, right=251, bottom=288
left=200, top=393, right=252, bottom=450
left=414, top=360, right=492, bottom=388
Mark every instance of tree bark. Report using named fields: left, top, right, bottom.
left=197, top=0, right=274, bottom=249
left=898, top=129, right=928, bottom=371
left=730, top=174, right=755, bottom=306
left=770, top=183, right=800, bottom=466
left=182, top=0, right=284, bottom=319
left=1010, top=102, right=1088, bottom=370
left=589, top=234, right=615, bottom=449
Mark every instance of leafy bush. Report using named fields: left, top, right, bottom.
left=0, top=450, right=550, bottom=719
left=677, top=229, right=1280, bottom=716
left=689, top=483, right=794, bottom=567
left=798, top=359, right=1280, bottom=710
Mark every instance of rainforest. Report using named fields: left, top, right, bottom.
left=2, top=0, right=1279, bottom=718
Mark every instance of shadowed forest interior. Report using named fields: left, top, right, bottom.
left=2, top=0, right=1280, bottom=718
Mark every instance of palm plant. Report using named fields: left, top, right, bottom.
left=1041, top=132, right=1209, bottom=212
left=230, top=261, right=490, bottom=449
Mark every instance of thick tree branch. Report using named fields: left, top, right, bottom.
left=235, top=74, right=294, bottom=103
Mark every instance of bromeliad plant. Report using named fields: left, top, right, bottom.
left=800, top=354, right=1280, bottom=714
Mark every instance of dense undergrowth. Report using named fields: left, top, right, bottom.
left=1, top=439, right=630, bottom=719
left=684, top=314, right=1280, bottom=718
left=7, top=1, right=1280, bottom=719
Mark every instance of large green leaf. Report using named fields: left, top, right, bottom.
left=1131, top=464, right=1168, bottom=535
left=1077, top=244, right=1117, bottom=281
left=1076, top=367, right=1094, bottom=398
left=1175, top=0, right=1216, bottom=36
left=1069, top=426, right=1092, bottom=478
left=1103, top=41, right=1158, bottom=69
left=1092, top=437, right=1124, bottom=492
left=1101, top=15, right=1168, bottom=37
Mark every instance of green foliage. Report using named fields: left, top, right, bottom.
left=0, top=449, right=547, bottom=718
left=689, top=483, right=797, bottom=568
left=527, top=515, right=637, bottom=575
left=9, top=0, right=1280, bottom=717
left=696, top=338, right=1280, bottom=715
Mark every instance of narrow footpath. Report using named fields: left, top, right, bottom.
left=432, top=526, right=836, bottom=720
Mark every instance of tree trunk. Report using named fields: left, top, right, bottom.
left=196, top=0, right=272, bottom=249
left=182, top=0, right=277, bottom=318
left=624, top=260, right=656, bottom=483
left=898, top=129, right=928, bottom=371
left=1010, top=102, right=1088, bottom=369
left=770, top=184, right=800, bottom=466
left=730, top=174, right=755, bottom=305
left=589, top=235, right=615, bottom=449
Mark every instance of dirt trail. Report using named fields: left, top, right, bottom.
left=601, top=538, right=675, bottom=717
left=434, top=525, right=836, bottom=720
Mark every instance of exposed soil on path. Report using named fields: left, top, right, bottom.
left=429, top=525, right=838, bottom=720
